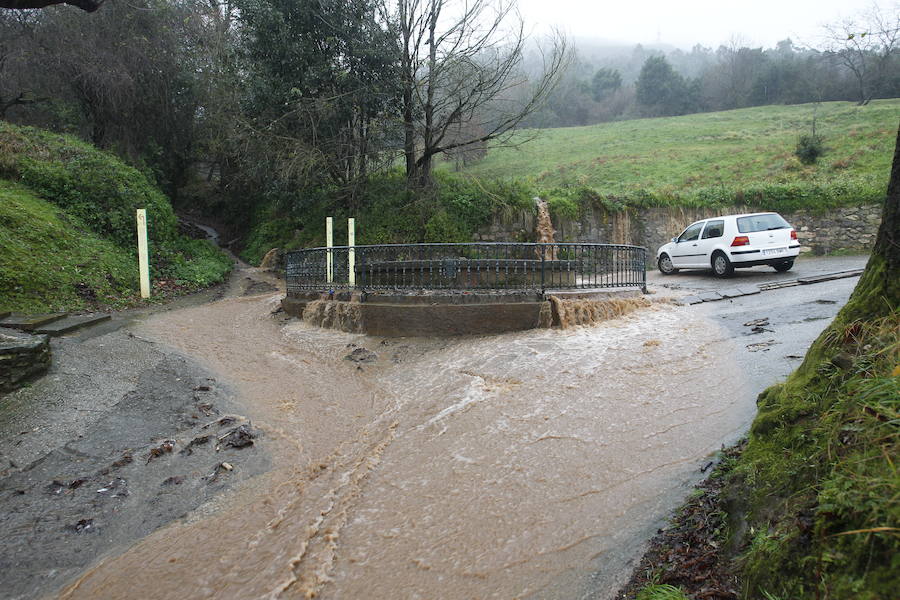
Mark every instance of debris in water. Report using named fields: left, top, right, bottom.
left=205, top=462, right=233, bottom=483
left=46, top=480, right=67, bottom=495
left=643, top=339, right=661, bottom=347
left=161, top=476, right=185, bottom=486
left=179, top=434, right=211, bottom=456
left=68, top=518, right=94, bottom=533
left=194, top=385, right=211, bottom=392
left=96, top=478, right=128, bottom=497
left=146, top=440, right=176, bottom=463
left=748, top=325, right=773, bottom=334
left=200, top=415, right=240, bottom=430
left=742, top=318, right=769, bottom=327
left=344, top=347, right=377, bottom=363
left=746, top=340, right=777, bottom=352
left=110, top=453, right=133, bottom=469
left=219, top=424, right=257, bottom=449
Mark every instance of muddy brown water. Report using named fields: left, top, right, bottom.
left=58, top=288, right=754, bottom=600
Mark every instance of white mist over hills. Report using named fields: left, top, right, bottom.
left=519, top=0, right=868, bottom=49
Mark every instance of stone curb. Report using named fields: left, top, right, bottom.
left=674, top=269, right=863, bottom=306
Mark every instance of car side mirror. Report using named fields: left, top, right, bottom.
left=671, top=237, right=678, bottom=243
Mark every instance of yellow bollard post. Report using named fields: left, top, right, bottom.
left=348, top=218, right=355, bottom=287
left=136, top=209, right=150, bottom=298
left=326, top=216, right=334, bottom=284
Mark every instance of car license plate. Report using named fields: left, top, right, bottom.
left=762, top=247, right=787, bottom=256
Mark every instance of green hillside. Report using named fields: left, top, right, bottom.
left=0, top=181, right=139, bottom=313
left=458, top=100, right=898, bottom=209
left=0, top=123, right=231, bottom=313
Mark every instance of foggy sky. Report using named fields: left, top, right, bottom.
left=518, top=0, right=877, bottom=49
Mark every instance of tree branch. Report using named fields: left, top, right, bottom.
left=0, top=0, right=104, bottom=12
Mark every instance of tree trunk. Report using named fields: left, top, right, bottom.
left=418, top=0, right=439, bottom=188
left=400, top=2, right=417, bottom=183
left=836, top=120, right=900, bottom=320
left=874, top=121, right=900, bottom=273
left=417, top=153, right=434, bottom=188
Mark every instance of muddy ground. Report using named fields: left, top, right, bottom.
left=0, top=272, right=275, bottom=600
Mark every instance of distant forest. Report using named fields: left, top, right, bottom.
left=524, top=32, right=900, bottom=128
left=1, top=0, right=897, bottom=218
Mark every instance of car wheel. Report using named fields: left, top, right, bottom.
left=711, top=251, right=734, bottom=278
left=774, top=259, right=794, bottom=272
left=658, top=253, right=678, bottom=275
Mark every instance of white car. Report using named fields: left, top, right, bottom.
left=656, top=212, right=801, bottom=278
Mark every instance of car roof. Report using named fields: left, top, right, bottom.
left=689, top=212, right=781, bottom=224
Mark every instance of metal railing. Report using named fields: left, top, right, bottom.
left=285, top=243, right=647, bottom=293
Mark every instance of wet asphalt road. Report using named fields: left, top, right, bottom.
left=647, top=253, right=869, bottom=405
left=647, top=253, right=869, bottom=296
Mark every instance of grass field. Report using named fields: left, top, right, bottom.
left=0, top=181, right=139, bottom=313
left=458, top=100, right=898, bottom=206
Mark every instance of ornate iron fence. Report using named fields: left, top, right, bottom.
left=285, top=243, right=647, bottom=293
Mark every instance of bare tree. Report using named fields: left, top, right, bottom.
left=393, top=0, right=568, bottom=186
left=0, top=10, right=45, bottom=119
left=0, top=0, right=102, bottom=12
left=820, top=2, right=900, bottom=105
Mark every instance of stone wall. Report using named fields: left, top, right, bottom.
left=476, top=204, right=882, bottom=256
left=0, top=330, right=51, bottom=394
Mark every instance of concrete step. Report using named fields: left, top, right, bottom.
left=34, top=314, right=112, bottom=337
left=0, top=312, right=68, bottom=332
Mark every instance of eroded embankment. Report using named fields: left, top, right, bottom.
left=58, top=293, right=758, bottom=600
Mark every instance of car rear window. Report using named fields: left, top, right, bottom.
left=737, top=214, right=790, bottom=233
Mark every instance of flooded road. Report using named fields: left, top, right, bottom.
left=59, top=288, right=757, bottom=600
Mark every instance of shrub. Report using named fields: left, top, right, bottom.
left=795, top=134, right=825, bottom=165
left=0, top=122, right=178, bottom=247
left=424, top=210, right=468, bottom=243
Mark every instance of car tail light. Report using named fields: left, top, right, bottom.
left=731, top=236, right=750, bottom=247
left=790, top=230, right=798, bottom=240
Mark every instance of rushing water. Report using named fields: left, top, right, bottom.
left=59, top=289, right=754, bottom=600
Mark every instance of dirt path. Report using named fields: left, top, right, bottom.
left=54, top=266, right=760, bottom=599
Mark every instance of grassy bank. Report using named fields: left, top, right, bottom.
left=0, top=181, right=137, bottom=313
left=732, top=256, right=898, bottom=599
left=457, top=100, right=897, bottom=213
left=241, top=101, right=895, bottom=263
left=239, top=170, right=533, bottom=264
left=0, top=123, right=231, bottom=313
